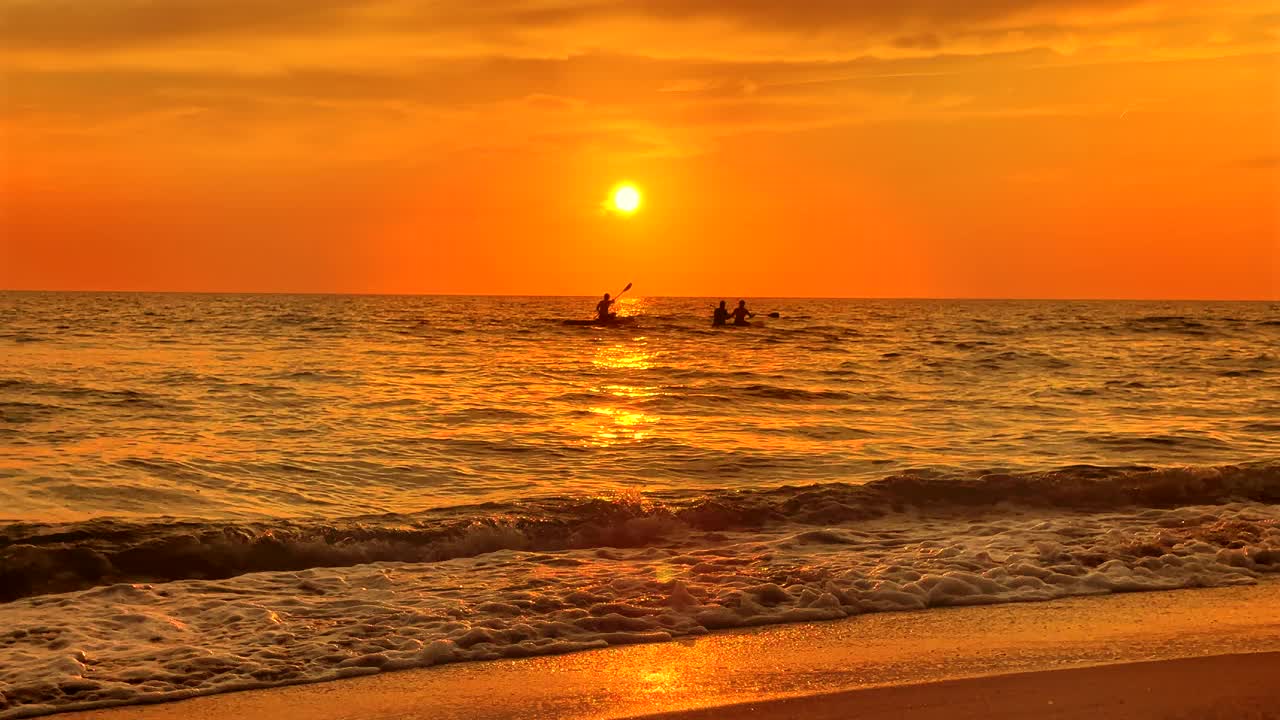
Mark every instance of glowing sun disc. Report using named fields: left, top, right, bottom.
left=612, top=184, right=642, bottom=214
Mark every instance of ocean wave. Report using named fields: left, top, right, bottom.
left=1, top=334, right=47, bottom=343
left=0, top=402, right=64, bottom=424
left=557, top=380, right=854, bottom=406
left=973, top=349, right=1073, bottom=369
left=1122, top=315, right=1216, bottom=336
left=428, top=408, right=540, bottom=423
left=0, top=498, right=1275, bottom=718
left=1220, top=369, right=1268, bottom=377
left=3, top=462, right=1275, bottom=603
left=265, top=369, right=357, bottom=382
left=1085, top=434, right=1234, bottom=452
left=736, top=384, right=854, bottom=401
left=0, top=379, right=169, bottom=409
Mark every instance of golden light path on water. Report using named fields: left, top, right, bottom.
left=587, top=302, right=662, bottom=446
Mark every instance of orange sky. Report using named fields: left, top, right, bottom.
left=2, top=0, right=1277, bottom=298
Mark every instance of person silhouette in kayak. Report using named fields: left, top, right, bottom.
left=596, top=293, right=617, bottom=321
left=712, top=301, right=730, bottom=327
left=730, top=300, right=754, bottom=326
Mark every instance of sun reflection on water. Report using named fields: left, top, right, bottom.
left=583, top=334, right=663, bottom=446
left=598, top=384, right=661, bottom=398
left=586, top=406, right=658, bottom=445
left=592, top=339, right=655, bottom=371
left=637, top=667, right=680, bottom=695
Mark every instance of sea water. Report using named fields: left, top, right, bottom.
left=1, top=293, right=1277, bottom=716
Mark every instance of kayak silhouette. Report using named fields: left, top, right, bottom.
left=567, top=281, right=633, bottom=326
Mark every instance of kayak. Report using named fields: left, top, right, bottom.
left=563, top=317, right=637, bottom=327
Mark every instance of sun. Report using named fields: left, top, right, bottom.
left=611, top=183, right=642, bottom=214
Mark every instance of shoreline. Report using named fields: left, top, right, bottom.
left=53, top=581, right=1280, bottom=720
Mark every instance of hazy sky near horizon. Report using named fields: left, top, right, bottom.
left=2, top=0, right=1277, bottom=298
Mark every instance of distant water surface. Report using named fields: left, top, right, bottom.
left=2, top=293, right=1277, bottom=522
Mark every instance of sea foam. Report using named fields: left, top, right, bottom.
left=1, top=499, right=1276, bottom=718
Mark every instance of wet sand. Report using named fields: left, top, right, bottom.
left=638, top=652, right=1280, bottom=719
left=60, top=581, right=1280, bottom=720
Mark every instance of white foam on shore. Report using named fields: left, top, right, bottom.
left=1, top=502, right=1277, bottom=718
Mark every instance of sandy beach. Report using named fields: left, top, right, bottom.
left=640, top=653, right=1280, bottom=720
left=56, top=581, right=1280, bottom=720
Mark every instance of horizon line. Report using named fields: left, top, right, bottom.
left=1, top=288, right=1277, bottom=303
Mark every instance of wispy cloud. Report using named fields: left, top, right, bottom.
left=3, top=0, right=1275, bottom=58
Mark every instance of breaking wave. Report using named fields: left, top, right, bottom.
left=4, top=462, right=1276, bottom=603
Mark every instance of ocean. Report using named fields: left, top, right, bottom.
left=1, top=293, right=1278, bottom=716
